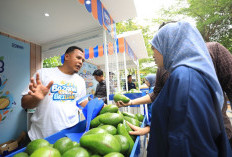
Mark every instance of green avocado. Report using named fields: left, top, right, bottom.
left=100, top=104, right=118, bottom=114
left=123, top=120, right=136, bottom=141
left=104, top=152, right=124, bottom=157
left=122, top=112, right=138, bottom=120
left=117, top=124, right=134, bottom=155
left=53, top=137, right=73, bottom=155
left=99, top=113, right=123, bottom=127
left=62, top=147, right=90, bottom=157
left=25, top=139, right=50, bottom=155
left=90, top=115, right=101, bottom=128
left=113, top=94, right=130, bottom=103
left=98, top=125, right=117, bottom=135
left=136, top=113, right=144, bottom=122
left=114, top=135, right=130, bottom=155
left=129, top=89, right=141, bottom=93
left=80, top=133, right=121, bottom=155
left=30, top=146, right=61, bottom=157
left=91, top=155, right=101, bottom=157
left=13, top=152, right=29, bottom=157
left=84, top=128, right=108, bottom=136
left=71, top=142, right=80, bottom=148
left=90, top=155, right=101, bottom=157
left=124, top=116, right=140, bottom=127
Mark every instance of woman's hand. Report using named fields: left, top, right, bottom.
left=115, top=95, right=152, bottom=108
left=127, top=122, right=150, bottom=135
left=115, top=100, right=132, bottom=108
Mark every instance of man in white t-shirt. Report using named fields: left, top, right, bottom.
left=21, top=46, right=88, bottom=141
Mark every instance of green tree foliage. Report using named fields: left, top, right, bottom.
left=116, top=20, right=157, bottom=77
left=116, top=19, right=154, bottom=56
left=43, top=55, right=62, bottom=68
left=160, top=0, right=232, bottom=52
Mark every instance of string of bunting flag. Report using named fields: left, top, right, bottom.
left=78, top=0, right=117, bottom=39
left=84, top=37, right=138, bottom=62
left=77, top=0, right=138, bottom=62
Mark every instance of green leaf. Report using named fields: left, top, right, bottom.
left=42, top=55, right=62, bottom=68
left=156, top=0, right=232, bottom=53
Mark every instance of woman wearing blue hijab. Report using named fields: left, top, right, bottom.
left=116, top=21, right=232, bottom=156
left=148, top=21, right=231, bottom=157
left=145, top=74, right=156, bottom=91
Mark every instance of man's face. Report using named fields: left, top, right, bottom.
left=94, top=75, right=103, bottom=82
left=65, top=49, right=85, bottom=73
left=109, top=74, right=113, bottom=80
left=128, top=77, right=132, bottom=83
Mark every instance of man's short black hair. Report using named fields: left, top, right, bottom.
left=158, top=21, right=178, bottom=30
left=65, top=46, right=83, bottom=54
left=109, top=72, right=115, bottom=75
left=93, top=69, right=103, bottom=76
left=127, top=75, right=132, bottom=79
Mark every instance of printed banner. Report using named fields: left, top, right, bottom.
left=102, top=7, right=112, bottom=33
left=78, top=62, right=98, bottom=95
left=0, top=35, right=30, bottom=143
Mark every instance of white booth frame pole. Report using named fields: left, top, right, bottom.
left=103, top=29, right=110, bottom=104
left=137, top=58, right=148, bottom=117
left=123, top=51, right=130, bottom=112
left=114, top=40, right=121, bottom=92
left=136, top=59, right=141, bottom=90
left=137, top=58, right=144, bottom=115
left=123, top=51, right=128, bottom=92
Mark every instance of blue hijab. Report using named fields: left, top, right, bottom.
left=145, top=74, right=156, bottom=88
left=150, top=21, right=223, bottom=109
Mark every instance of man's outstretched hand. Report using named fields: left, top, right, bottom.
left=28, top=73, right=53, bottom=101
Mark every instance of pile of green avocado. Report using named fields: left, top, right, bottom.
left=13, top=105, right=144, bottom=157
left=118, top=89, right=142, bottom=95
left=85, top=104, right=144, bottom=156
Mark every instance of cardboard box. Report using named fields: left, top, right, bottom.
left=0, top=140, right=18, bottom=155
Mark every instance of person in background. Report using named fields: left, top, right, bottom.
left=116, top=21, right=232, bottom=156
left=144, top=74, right=156, bottom=121
left=21, top=46, right=88, bottom=142
left=109, top=72, right=116, bottom=94
left=93, top=69, right=107, bottom=104
left=144, top=74, right=156, bottom=92
left=124, top=75, right=136, bottom=91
